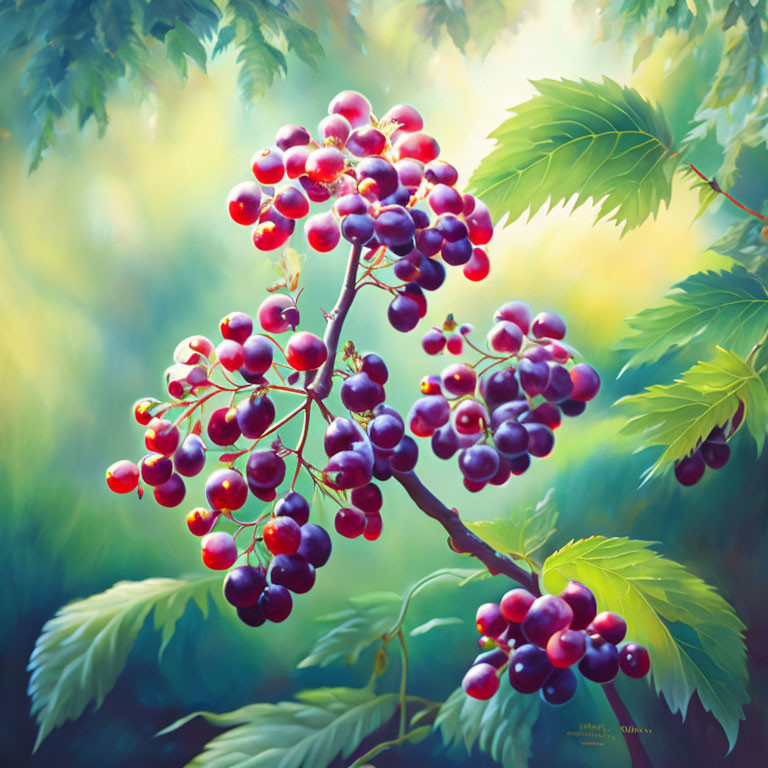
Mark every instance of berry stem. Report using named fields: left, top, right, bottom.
left=308, top=243, right=363, bottom=399
left=687, top=163, right=767, bottom=222
left=397, top=630, right=409, bottom=738
left=391, top=469, right=540, bottom=594
left=602, top=682, right=654, bottom=768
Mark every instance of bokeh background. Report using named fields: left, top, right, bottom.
left=1, top=1, right=766, bottom=766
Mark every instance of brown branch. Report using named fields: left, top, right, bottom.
left=688, top=163, right=767, bottom=222
left=308, top=243, right=363, bottom=399
left=603, top=682, right=654, bottom=768
left=392, top=469, right=540, bottom=595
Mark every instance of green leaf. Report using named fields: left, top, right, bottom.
left=159, top=687, right=398, bottom=768
left=28, top=576, right=218, bottom=750
left=541, top=537, right=748, bottom=751
left=616, top=347, right=768, bottom=480
left=409, top=617, right=463, bottom=636
left=618, top=267, right=768, bottom=370
left=709, top=217, right=768, bottom=275
left=297, top=592, right=402, bottom=669
left=464, top=488, right=557, bottom=566
left=469, top=77, right=678, bottom=234
left=435, top=674, right=540, bottom=768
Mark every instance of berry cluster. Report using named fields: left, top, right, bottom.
left=462, top=581, right=650, bottom=705
left=673, top=400, right=744, bottom=486
left=406, top=302, right=600, bottom=490
left=227, top=90, right=495, bottom=336
left=104, top=294, right=388, bottom=627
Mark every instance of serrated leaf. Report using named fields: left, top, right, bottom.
left=469, top=77, right=678, bottom=234
left=435, top=674, right=540, bottom=768
left=618, top=267, right=768, bottom=370
left=297, top=592, right=401, bottom=668
left=617, top=347, right=768, bottom=479
left=464, top=488, right=557, bottom=566
left=28, top=576, right=218, bottom=750
left=160, top=687, right=398, bottom=768
left=541, top=537, right=748, bottom=751
left=409, top=617, right=463, bottom=636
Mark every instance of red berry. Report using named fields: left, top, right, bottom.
left=363, top=511, right=383, bottom=540
left=275, top=123, right=311, bottom=151
left=464, top=247, right=490, bottom=281
left=462, top=662, right=499, bottom=700
left=201, top=531, right=238, bottom=570
left=216, top=339, right=245, bottom=372
left=569, top=364, right=601, bottom=402
left=350, top=482, right=383, bottom=513
left=133, top=398, right=159, bottom=426
left=422, top=328, right=446, bottom=355
left=219, top=311, right=253, bottom=344
left=476, top=603, right=507, bottom=638
left=251, top=147, right=284, bottom=184
left=174, top=335, right=215, bottom=365
left=335, top=507, right=366, bottom=538
left=285, top=332, right=328, bottom=371
left=559, top=580, right=597, bottom=630
left=187, top=507, right=219, bottom=536
left=445, top=334, right=463, bottom=355
left=619, top=642, right=650, bottom=678
left=395, top=132, right=440, bottom=163
left=531, top=311, right=566, bottom=340
left=465, top=198, right=494, bottom=245
left=494, top=301, right=532, bottom=335
left=205, top=468, right=248, bottom=511
left=252, top=206, right=295, bottom=251
left=328, top=90, right=372, bottom=128
left=274, top=185, right=310, bottom=220
left=145, top=418, right=179, bottom=456
left=487, top=321, right=523, bottom=354
left=207, top=407, right=242, bottom=446
left=318, top=113, right=352, bottom=145
left=521, top=595, right=574, bottom=648
left=347, top=126, right=387, bottom=157
left=154, top=473, right=186, bottom=507
left=258, top=294, right=294, bottom=333
left=140, top=453, right=173, bottom=486
left=589, top=612, right=627, bottom=645
left=382, top=104, right=423, bottom=133
left=106, top=460, right=139, bottom=494
left=546, top=629, right=587, bottom=668
left=306, top=147, right=345, bottom=183
left=500, top=588, right=536, bottom=623
left=284, top=144, right=313, bottom=178
left=305, top=212, right=341, bottom=252
left=263, top=516, right=302, bottom=555
left=228, top=181, right=262, bottom=225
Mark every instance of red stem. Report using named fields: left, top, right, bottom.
left=688, top=163, right=767, bottom=221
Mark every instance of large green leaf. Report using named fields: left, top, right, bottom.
left=297, top=592, right=402, bottom=669
left=28, top=576, right=218, bottom=750
left=159, top=687, right=398, bottom=768
left=469, top=77, right=678, bottom=234
left=541, top=537, right=748, bottom=752
left=435, top=674, right=540, bottom=768
left=464, top=488, right=557, bottom=567
left=616, top=347, right=768, bottom=480
left=618, top=267, right=768, bottom=370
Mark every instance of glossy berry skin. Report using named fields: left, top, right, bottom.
left=325, top=449, right=372, bottom=490
left=269, top=553, right=316, bottom=594
left=328, top=90, right=371, bottom=128
left=476, top=603, right=508, bottom=638
left=258, top=294, right=294, bottom=333
left=133, top=398, right=160, bottom=426
left=521, top=595, right=574, bottom=648
left=465, top=199, right=494, bottom=245
left=306, top=147, right=345, bottom=183
left=383, top=103, right=423, bottom=132
left=258, top=584, right=293, bottom=622
left=518, top=358, right=550, bottom=399
left=464, top=247, right=491, bottom=281
left=390, top=436, right=419, bottom=472
left=186, top=507, right=218, bottom=536
left=494, top=420, right=529, bottom=458
left=251, top=147, right=284, bottom=184
left=274, top=185, right=310, bottom=220
left=395, top=132, right=440, bottom=163
left=500, top=589, right=536, bottom=623
left=357, top=157, right=399, bottom=199
left=462, top=663, right=500, bottom=700
left=347, top=126, right=386, bottom=156
left=531, top=311, right=566, bottom=340
left=422, top=328, right=446, bottom=355
left=458, top=445, right=500, bottom=482
left=297, top=523, right=332, bottom=567
left=560, top=398, right=587, bottom=417
left=305, top=212, right=341, bottom=252
left=216, top=340, right=245, bottom=372
left=453, top=399, right=489, bottom=435
left=559, top=581, right=597, bottom=630
left=335, top=507, right=366, bottom=538
left=205, top=468, right=248, bottom=511
left=619, top=643, right=651, bottom=678
left=228, top=182, right=262, bottom=225
left=145, top=418, right=180, bottom=457
left=674, top=450, right=706, bottom=486
left=524, top=423, right=555, bottom=458
left=541, top=667, right=578, bottom=706
left=237, top=603, right=266, bottom=627
left=324, top=416, right=367, bottom=456
left=546, top=629, right=587, bottom=668
left=569, top=364, right=601, bottom=402
left=590, top=611, right=627, bottom=645
left=341, top=372, right=385, bottom=413
left=369, top=414, right=404, bottom=450
left=542, top=365, right=574, bottom=404
left=472, top=648, right=509, bottom=669
left=487, top=321, right=523, bottom=355
left=409, top=395, right=451, bottom=437
left=579, top=635, right=619, bottom=683
left=275, top=491, right=310, bottom=526
left=220, top=311, right=253, bottom=343
left=106, top=460, right=139, bottom=494
left=285, top=332, right=328, bottom=371
left=388, top=294, right=420, bottom=332
left=201, top=531, right=238, bottom=570
left=263, top=516, right=302, bottom=555
left=154, top=473, right=186, bottom=507
left=171, top=436, right=205, bottom=478
left=351, top=483, right=383, bottom=514
left=275, top=123, right=310, bottom=151
left=223, top=565, right=267, bottom=607
left=207, top=407, right=242, bottom=446
left=441, top=363, right=477, bottom=397
left=509, top=644, right=553, bottom=694
left=702, top=440, right=730, bottom=469
left=480, top=368, right=519, bottom=407
left=363, top=511, right=383, bottom=541
left=246, top=450, right=286, bottom=493
left=236, top=395, right=275, bottom=439
left=494, top=302, right=532, bottom=334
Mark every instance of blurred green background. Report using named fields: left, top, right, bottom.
left=1, top=1, right=766, bottom=766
